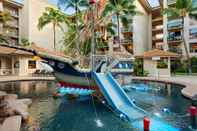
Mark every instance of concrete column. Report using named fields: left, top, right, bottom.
left=0, top=1, right=3, bottom=34
left=11, top=57, right=15, bottom=75
left=18, top=57, right=28, bottom=76
left=163, top=0, right=169, bottom=51
left=108, top=38, right=113, bottom=56
left=0, top=1, right=3, bottom=11
left=148, top=14, right=152, bottom=50
left=168, top=57, right=171, bottom=76
left=183, top=14, right=190, bottom=58
left=167, top=84, right=172, bottom=96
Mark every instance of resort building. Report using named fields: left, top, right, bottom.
left=143, top=0, right=197, bottom=57
left=20, top=0, right=65, bottom=50
left=117, top=0, right=197, bottom=58
left=0, top=0, right=64, bottom=76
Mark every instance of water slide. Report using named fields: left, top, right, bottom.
left=93, top=72, right=180, bottom=130
left=92, top=72, right=146, bottom=121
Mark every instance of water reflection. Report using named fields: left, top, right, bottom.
left=0, top=81, right=137, bottom=131
left=0, top=81, right=56, bottom=98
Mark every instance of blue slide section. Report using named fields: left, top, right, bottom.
left=93, top=72, right=180, bottom=131
left=93, top=72, right=146, bottom=121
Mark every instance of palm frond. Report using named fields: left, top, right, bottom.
left=162, top=8, right=180, bottom=17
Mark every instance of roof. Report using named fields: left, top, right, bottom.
left=4, top=0, right=23, bottom=8
left=30, top=43, right=66, bottom=58
left=29, top=43, right=75, bottom=64
left=0, top=46, right=33, bottom=56
left=137, top=49, right=180, bottom=58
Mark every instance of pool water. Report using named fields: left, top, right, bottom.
left=123, top=80, right=194, bottom=130
left=0, top=80, right=196, bottom=131
left=0, top=81, right=135, bottom=131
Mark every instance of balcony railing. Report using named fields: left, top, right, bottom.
left=169, top=48, right=183, bottom=54
left=190, top=43, right=197, bottom=53
left=121, top=26, right=133, bottom=33
left=4, top=7, right=19, bottom=18
left=167, top=0, right=176, bottom=5
left=168, top=36, right=183, bottom=42
left=167, top=19, right=183, bottom=30
left=190, top=28, right=197, bottom=39
left=120, top=39, right=133, bottom=45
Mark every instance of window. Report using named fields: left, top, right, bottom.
left=28, top=60, right=36, bottom=69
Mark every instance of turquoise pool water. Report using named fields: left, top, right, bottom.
left=0, top=80, right=196, bottom=131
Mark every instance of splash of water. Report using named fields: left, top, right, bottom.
left=95, top=119, right=104, bottom=128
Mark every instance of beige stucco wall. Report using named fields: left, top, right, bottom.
left=144, top=59, right=171, bottom=77
left=133, top=1, right=150, bottom=56
left=144, top=59, right=157, bottom=77
left=20, top=0, right=65, bottom=51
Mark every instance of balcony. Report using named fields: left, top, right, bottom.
left=169, top=47, right=183, bottom=54
left=120, top=39, right=133, bottom=45
left=190, top=28, right=197, bottom=39
left=152, top=17, right=163, bottom=25
left=168, top=19, right=183, bottom=31
left=190, top=43, right=197, bottom=53
left=121, top=26, right=133, bottom=33
left=168, top=36, right=182, bottom=44
left=4, top=7, right=19, bottom=18
left=168, top=31, right=183, bottom=44
left=167, top=0, right=176, bottom=5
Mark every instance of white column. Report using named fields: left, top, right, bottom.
left=11, top=57, right=15, bottom=75
left=18, top=57, right=28, bottom=76
left=108, top=38, right=113, bottom=56
left=148, top=14, right=152, bottom=50
left=183, top=14, right=190, bottom=58
left=0, top=1, right=3, bottom=34
left=163, top=0, right=169, bottom=51
left=168, top=57, right=171, bottom=76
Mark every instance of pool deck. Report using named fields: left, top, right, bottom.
left=132, top=76, right=197, bottom=100
left=0, top=75, right=55, bottom=82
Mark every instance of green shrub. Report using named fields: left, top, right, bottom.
left=134, top=59, right=149, bottom=76
left=191, top=57, right=197, bottom=73
left=157, top=60, right=168, bottom=69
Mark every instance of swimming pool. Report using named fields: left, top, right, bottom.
left=0, top=80, right=195, bottom=131
left=123, top=80, right=194, bottom=130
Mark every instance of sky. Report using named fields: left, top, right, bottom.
left=147, top=0, right=160, bottom=7
left=15, top=0, right=74, bottom=14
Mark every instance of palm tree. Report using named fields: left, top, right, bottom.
left=58, top=0, right=88, bottom=54
left=38, top=7, right=67, bottom=51
left=102, top=0, right=138, bottom=47
left=0, top=11, right=12, bottom=24
left=163, top=0, right=197, bottom=74
left=0, top=11, right=12, bottom=44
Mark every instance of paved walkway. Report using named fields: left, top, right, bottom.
left=132, top=76, right=197, bottom=99
left=0, top=75, right=55, bottom=82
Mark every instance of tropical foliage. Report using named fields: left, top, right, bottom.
left=21, top=38, right=31, bottom=47
left=38, top=7, right=67, bottom=51
left=102, top=0, right=138, bottom=46
left=58, top=0, right=89, bottom=53
left=0, top=11, right=12, bottom=44
left=56, top=0, right=139, bottom=67
left=134, top=58, right=149, bottom=76
left=163, top=0, right=197, bottom=73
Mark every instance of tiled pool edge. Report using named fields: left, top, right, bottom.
left=132, top=76, right=197, bottom=100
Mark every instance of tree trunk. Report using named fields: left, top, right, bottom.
left=75, top=2, right=80, bottom=55
left=182, top=17, right=192, bottom=74
left=53, top=23, right=56, bottom=51
left=116, top=13, right=121, bottom=48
